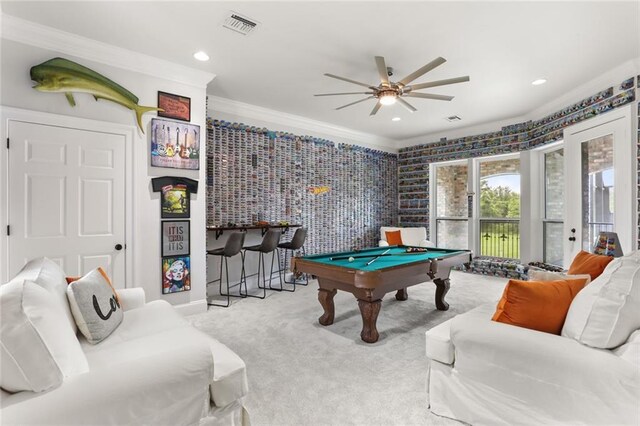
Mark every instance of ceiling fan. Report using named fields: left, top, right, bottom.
left=315, top=56, right=470, bottom=116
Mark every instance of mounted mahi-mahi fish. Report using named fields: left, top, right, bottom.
left=30, top=57, right=162, bottom=133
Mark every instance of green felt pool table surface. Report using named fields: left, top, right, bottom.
left=293, top=245, right=472, bottom=343
left=300, top=246, right=468, bottom=271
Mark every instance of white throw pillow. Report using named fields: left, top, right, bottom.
left=1, top=280, right=89, bottom=393
left=67, top=268, right=123, bottom=344
left=562, top=252, right=640, bottom=348
left=528, top=270, right=591, bottom=285
left=8, top=257, right=77, bottom=333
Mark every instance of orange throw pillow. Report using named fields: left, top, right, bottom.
left=567, top=250, right=613, bottom=280
left=492, top=278, right=588, bottom=335
left=385, top=230, right=403, bottom=245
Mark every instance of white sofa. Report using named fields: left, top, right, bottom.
left=378, top=226, right=434, bottom=247
left=425, top=253, right=640, bottom=425
left=1, top=259, right=249, bottom=426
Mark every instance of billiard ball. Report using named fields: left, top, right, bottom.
left=348, top=257, right=355, bottom=262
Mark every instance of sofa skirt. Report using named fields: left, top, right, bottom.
left=201, top=399, right=249, bottom=426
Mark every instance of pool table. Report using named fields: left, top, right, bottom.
left=292, top=246, right=472, bottom=343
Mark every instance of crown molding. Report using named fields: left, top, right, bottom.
left=0, top=13, right=215, bottom=89
left=208, top=95, right=398, bottom=152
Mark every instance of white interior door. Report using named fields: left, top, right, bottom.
left=8, top=120, right=126, bottom=286
left=563, top=107, right=633, bottom=267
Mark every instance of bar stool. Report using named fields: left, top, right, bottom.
left=207, top=232, right=246, bottom=308
left=243, top=229, right=284, bottom=298
left=278, top=228, right=308, bottom=288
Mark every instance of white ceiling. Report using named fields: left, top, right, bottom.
left=2, top=1, right=639, bottom=141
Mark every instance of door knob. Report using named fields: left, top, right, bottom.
left=115, top=244, right=123, bottom=251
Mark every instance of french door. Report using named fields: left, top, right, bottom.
left=563, top=106, right=633, bottom=267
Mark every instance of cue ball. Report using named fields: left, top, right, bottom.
left=348, top=256, right=355, bottom=262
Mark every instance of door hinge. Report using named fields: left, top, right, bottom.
left=6, top=225, right=10, bottom=236
left=6, top=138, right=9, bottom=149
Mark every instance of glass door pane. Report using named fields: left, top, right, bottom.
left=543, top=149, right=564, bottom=265
left=435, top=163, right=468, bottom=249
left=479, top=158, right=520, bottom=259
left=580, top=135, right=614, bottom=251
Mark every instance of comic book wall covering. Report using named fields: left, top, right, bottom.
left=397, top=77, right=637, bottom=241
left=207, top=120, right=398, bottom=253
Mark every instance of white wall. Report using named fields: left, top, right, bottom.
left=0, top=35, right=213, bottom=314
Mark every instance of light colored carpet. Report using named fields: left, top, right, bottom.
left=189, top=271, right=508, bottom=426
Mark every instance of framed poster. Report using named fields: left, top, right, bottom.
left=161, top=184, right=190, bottom=218
left=151, top=177, right=198, bottom=219
left=161, top=220, right=190, bottom=256
left=150, top=118, right=200, bottom=170
left=162, top=256, right=191, bottom=294
left=157, top=91, right=191, bottom=122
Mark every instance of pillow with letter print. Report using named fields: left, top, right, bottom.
left=67, top=268, right=122, bottom=344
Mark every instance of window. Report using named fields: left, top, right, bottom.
left=434, top=162, right=468, bottom=249
left=543, top=148, right=564, bottom=266
left=478, top=158, right=520, bottom=259
left=581, top=135, right=614, bottom=250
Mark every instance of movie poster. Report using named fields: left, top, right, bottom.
left=161, top=184, right=189, bottom=218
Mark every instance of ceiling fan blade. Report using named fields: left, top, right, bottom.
left=406, top=76, right=470, bottom=91
left=369, top=102, right=382, bottom=116
left=397, top=97, right=417, bottom=113
left=398, top=57, right=447, bottom=87
left=374, top=56, right=390, bottom=86
left=314, top=92, right=374, bottom=97
left=324, top=73, right=373, bottom=89
left=405, top=92, right=454, bottom=101
left=335, top=96, right=375, bottom=110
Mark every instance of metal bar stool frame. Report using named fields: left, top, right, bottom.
left=242, top=229, right=286, bottom=298
left=207, top=232, right=247, bottom=308
left=278, top=228, right=309, bottom=287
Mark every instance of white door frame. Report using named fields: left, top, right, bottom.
left=429, top=158, right=471, bottom=248
left=473, top=152, right=522, bottom=257
left=0, top=106, right=136, bottom=286
left=562, top=104, right=634, bottom=266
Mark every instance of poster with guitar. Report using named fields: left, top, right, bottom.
left=150, top=118, right=200, bottom=170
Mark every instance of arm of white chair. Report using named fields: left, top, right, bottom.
left=419, top=239, right=435, bottom=248
left=379, top=240, right=390, bottom=247
left=450, top=314, right=640, bottom=397
left=117, top=288, right=146, bottom=311
left=0, top=341, right=214, bottom=425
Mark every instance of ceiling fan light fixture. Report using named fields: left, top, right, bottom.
left=379, top=94, right=397, bottom=106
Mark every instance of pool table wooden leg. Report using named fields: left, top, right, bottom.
left=395, top=288, right=408, bottom=301
left=433, top=278, right=450, bottom=311
left=358, top=299, right=381, bottom=343
left=318, top=288, right=337, bottom=326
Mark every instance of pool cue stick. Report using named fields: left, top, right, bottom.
left=366, top=248, right=391, bottom=266
left=330, top=252, right=426, bottom=261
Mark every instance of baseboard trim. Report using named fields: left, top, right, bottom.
left=174, top=299, right=208, bottom=316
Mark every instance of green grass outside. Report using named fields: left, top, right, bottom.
left=479, top=229, right=520, bottom=259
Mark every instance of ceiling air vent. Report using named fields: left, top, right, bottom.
left=445, top=115, right=462, bottom=122
left=223, top=12, right=259, bottom=35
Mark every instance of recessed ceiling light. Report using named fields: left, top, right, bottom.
left=531, top=78, right=547, bottom=86
left=392, top=117, right=401, bottom=122
left=193, top=51, right=210, bottom=62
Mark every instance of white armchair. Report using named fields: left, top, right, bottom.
left=378, top=226, right=434, bottom=247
